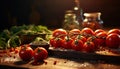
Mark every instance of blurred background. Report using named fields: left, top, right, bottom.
left=1, top=0, right=120, bottom=31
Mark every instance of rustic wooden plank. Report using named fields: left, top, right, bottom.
left=0, top=57, right=120, bottom=69
left=0, top=47, right=120, bottom=69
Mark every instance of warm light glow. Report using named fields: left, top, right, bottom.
left=74, top=6, right=79, bottom=10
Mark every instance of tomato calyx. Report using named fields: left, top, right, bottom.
left=74, top=39, right=79, bottom=45
left=21, top=44, right=30, bottom=50
left=65, top=35, right=71, bottom=42
left=21, top=46, right=27, bottom=50
left=77, top=34, right=83, bottom=39
left=85, top=41, right=91, bottom=45
left=53, top=37, right=62, bottom=42
left=87, top=36, right=96, bottom=42
left=37, top=49, right=41, bottom=53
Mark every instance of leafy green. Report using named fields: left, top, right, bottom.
left=0, top=24, right=52, bottom=49
left=0, top=37, right=7, bottom=49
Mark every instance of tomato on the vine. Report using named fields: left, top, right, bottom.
left=107, top=29, right=120, bottom=35
left=71, top=39, right=83, bottom=51
left=49, top=37, right=63, bottom=48
left=69, top=29, right=81, bottom=39
left=81, top=28, right=94, bottom=38
left=49, top=37, right=55, bottom=47
left=33, top=47, right=48, bottom=62
left=96, top=32, right=107, bottom=47
left=87, top=32, right=107, bottom=49
left=19, top=44, right=34, bottom=61
left=83, top=41, right=95, bottom=52
left=87, top=36, right=99, bottom=49
left=77, top=35, right=87, bottom=43
left=94, top=29, right=105, bottom=35
left=61, top=36, right=74, bottom=49
left=106, top=33, right=120, bottom=48
left=52, top=29, right=67, bottom=39
left=96, top=32, right=107, bottom=38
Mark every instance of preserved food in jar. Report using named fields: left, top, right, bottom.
left=62, top=10, right=80, bottom=31
left=82, top=12, right=103, bottom=30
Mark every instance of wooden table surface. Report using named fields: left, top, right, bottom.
left=0, top=48, right=120, bottom=69
left=1, top=57, right=120, bottom=69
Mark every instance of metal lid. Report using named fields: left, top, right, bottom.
left=84, top=12, right=101, bottom=18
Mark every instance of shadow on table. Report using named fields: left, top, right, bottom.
left=49, top=49, right=120, bottom=65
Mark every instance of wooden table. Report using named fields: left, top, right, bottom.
left=0, top=48, right=120, bottom=69
left=1, top=57, right=120, bottom=69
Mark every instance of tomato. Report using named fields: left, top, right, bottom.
left=107, top=29, right=120, bottom=35
left=71, top=39, right=83, bottom=51
left=19, top=44, right=34, bottom=61
left=69, top=29, right=81, bottom=39
left=81, top=28, right=94, bottom=38
left=87, top=32, right=107, bottom=48
left=96, top=32, right=107, bottom=38
left=83, top=41, right=95, bottom=52
left=49, top=37, right=55, bottom=47
left=96, top=32, right=107, bottom=47
left=106, top=33, right=120, bottom=48
left=61, top=36, right=74, bottom=49
left=94, top=29, right=105, bottom=35
left=49, top=37, right=63, bottom=48
left=87, top=36, right=98, bottom=49
left=52, top=29, right=67, bottom=39
left=77, top=35, right=87, bottom=43
left=33, top=47, right=48, bottom=62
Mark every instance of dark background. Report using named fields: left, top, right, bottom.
left=0, top=0, right=120, bottom=31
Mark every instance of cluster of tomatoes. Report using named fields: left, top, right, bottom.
left=19, top=44, right=48, bottom=63
left=49, top=28, right=120, bottom=52
left=0, top=44, right=48, bottom=64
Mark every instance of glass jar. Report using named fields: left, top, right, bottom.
left=82, top=12, right=103, bottom=30
left=62, top=10, right=80, bottom=31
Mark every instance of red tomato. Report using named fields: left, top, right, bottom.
left=96, top=32, right=107, bottom=38
left=106, top=33, right=120, bottom=48
left=83, top=41, right=95, bottom=52
left=52, top=29, right=67, bottom=39
left=61, top=36, right=73, bottom=49
left=87, top=32, right=107, bottom=48
left=69, top=29, right=81, bottom=39
left=94, top=29, right=105, bottom=35
left=49, top=37, right=55, bottom=47
left=81, top=28, right=94, bottom=38
left=33, top=47, right=48, bottom=62
left=49, top=37, right=63, bottom=48
left=107, top=29, right=120, bottom=35
left=87, top=36, right=99, bottom=49
left=95, top=32, right=107, bottom=47
left=71, top=39, right=83, bottom=51
left=19, top=45, right=34, bottom=61
left=77, top=35, right=87, bottom=43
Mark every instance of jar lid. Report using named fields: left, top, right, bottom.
left=65, top=10, right=76, bottom=19
left=84, top=12, right=101, bottom=18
